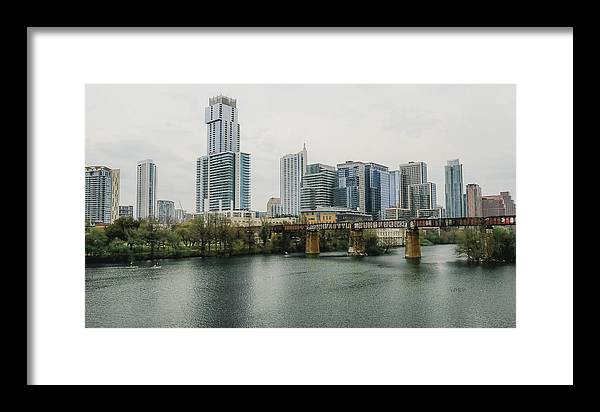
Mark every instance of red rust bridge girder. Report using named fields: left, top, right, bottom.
left=270, top=215, right=516, bottom=233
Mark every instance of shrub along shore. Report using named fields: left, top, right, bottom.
left=85, top=217, right=515, bottom=264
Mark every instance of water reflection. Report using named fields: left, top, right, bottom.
left=86, top=245, right=516, bottom=328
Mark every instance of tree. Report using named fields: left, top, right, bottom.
left=456, top=228, right=485, bottom=262
left=85, top=227, right=109, bottom=256
left=259, top=218, right=272, bottom=247
left=363, top=231, right=382, bottom=256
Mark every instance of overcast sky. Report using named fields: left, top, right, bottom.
left=86, top=84, right=515, bottom=213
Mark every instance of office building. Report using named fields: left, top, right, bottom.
left=398, top=162, right=427, bottom=210
left=85, top=166, right=120, bottom=225
left=280, top=144, right=307, bottom=216
left=482, top=191, right=516, bottom=217
left=175, top=208, right=185, bottom=223
left=466, top=183, right=483, bottom=217
left=334, top=161, right=389, bottom=219
left=389, top=170, right=400, bottom=207
left=119, top=205, right=134, bottom=219
left=136, top=159, right=157, bottom=220
left=157, top=200, right=175, bottom=224
left=300, top=163, right=337, bottom=210
left=409, top=182, right=437, bottom=215
left=266, top=197, right=281, bottom=217
left=444, top=158, right=465, bottom=218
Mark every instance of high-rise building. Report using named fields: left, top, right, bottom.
left=205, top=95, right=240, bottom=155
left=300, top=163, right=337, bottom=210
left=398, top=162, right=427, bottom=210
left=266, top=197, right=281, bottom=217
left=389, top=170, right=401, bottom=207
left=333, top=161, right=389, bottom=219
left=409, top=182, right=437, bottom=214
left=136, top=159, right=157, bottom=220
left=196, top=96, right=251, bottom=213
left=466, top=183, right=483, bottom=217
left=500, top=191, right=516, bottom=215
left=280, top=144, right=307, bottom=216
left=157, top=200, right=175, bottom=224
left=444, top=159, right=465, bottom=218
left=482, top=191, right=516, bottom=217
left=118, top=205, right=134, bottom=219
left=85, top=166, right=120, bottom=225
left=175, top=208, right=185, bottom=223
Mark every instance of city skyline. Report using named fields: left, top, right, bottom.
left=85, top=84, right=516, bottom=213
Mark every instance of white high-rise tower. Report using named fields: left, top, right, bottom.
left=136, top=159, right=157, bottom=220
left=196, top=96, right=251, bottom=213
left=280, top=144, right=307, bottom=217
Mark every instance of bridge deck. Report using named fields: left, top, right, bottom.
left=270, top=215, right=516, bottom=232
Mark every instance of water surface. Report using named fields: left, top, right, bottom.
left=85, top=245, right=516, bottom=328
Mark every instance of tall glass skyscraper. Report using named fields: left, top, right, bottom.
left=334, top=161, right=389, bottom=219
left=444, top=159, right=465, bottom=218
left=85, top=166, right=120, bottom=224
left=136, top=159, right=157, bottom=220
left=196, top=96, right=251, bottom=212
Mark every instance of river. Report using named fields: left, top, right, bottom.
left=85, top=244, right=515, bottom=328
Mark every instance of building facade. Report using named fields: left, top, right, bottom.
left=389, top=170, right=401, bottom=207
left=301, top=206, right=372, bottom=224
left=136, top=159, right=157, bottom=220
left=118, top=205, right=134, bottom=219
left=408, top=182, right=437, bottom=215
left=300, top=163, right=337, bottom=210
left=334, top=161, right=390, bottom=219
left=266, top=197, right=281, bottom=217
left=175, top=208, right=185, bottom=223
left=466, top=183, right=483, bottom=217
left=482, top=191, right=516, bottom=217
left=280, top=144, right=307, bottom=216
left=444, top=158, right=465, bottom=218
left=385, top=207, right=412, bottom=221
left=398, top=162, right=427, bottom=210
left=157, top=200, right=175, bottom=224
left=196, top=96, right=251, bottom=213
left=85, top=166, right=120, bottom=225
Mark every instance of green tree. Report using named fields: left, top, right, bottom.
left=85, top=227, right=109, bottom=256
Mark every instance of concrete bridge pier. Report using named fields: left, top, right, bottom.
left=348, top=229, right=366, bottom=256
left=306, top=230, right=320, bottom=256
left=405, top=228, right=421, bottom=259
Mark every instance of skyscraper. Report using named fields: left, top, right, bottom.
left=445, top=159, right=465, bottom=218
left=85, top=166, right=120, bottom=225
left=389, top=170, right=400, bottom=207
left=300, top=163, right=337, bottom=210
left=466, top=183, right=483, bottom=217
left=280, top=144, right=307, bottom=216
left=334, top=161, right=389, bottom=219
left=398, top=162, right=427, bottom=210
left=157, top=200, right=175, bottom=224
left=205, top=95, right=240, bottom=155
left=196, top=96, right=251, bottom=213
left=136, top=159, right=157, bottom=220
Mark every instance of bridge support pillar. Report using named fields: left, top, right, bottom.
left=405, top=228, right=421, bottom=259
left=306, top=230, right=320, bottom=256
left=348, top=229, right=366, bottom=256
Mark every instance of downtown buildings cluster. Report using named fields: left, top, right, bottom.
left=85, top=95, right=515, bottom=226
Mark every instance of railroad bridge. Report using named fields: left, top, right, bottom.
left=271, top=215, right=516, bottom=259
